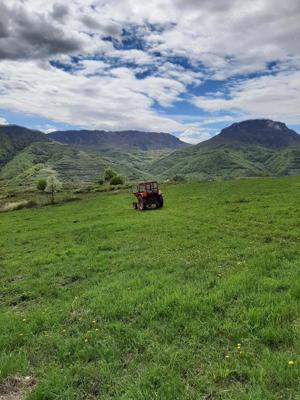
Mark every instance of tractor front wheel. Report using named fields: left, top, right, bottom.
left=138, top=196, right=146, bottom=211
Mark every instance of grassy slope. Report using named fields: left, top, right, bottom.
left=1, top=177, right=300, bottom=399
left=150, top=144, right=300, bottom=180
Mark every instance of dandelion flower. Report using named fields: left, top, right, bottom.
left=288, top=360, right=294, bottom=365
left=95, top=328, right=99, bottom=331
left=225, top=355, right=230, bottom=359
left=22, top=318, right=26, bottom=322
left=92, top=320, right=96, bottom=324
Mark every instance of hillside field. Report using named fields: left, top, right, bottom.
left=1, top=177, right=300, bottom=399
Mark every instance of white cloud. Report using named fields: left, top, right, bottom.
left=192, top=70, right=300, bottom=124
left=36, top=124, right=57, bottom=133
left=0, top=0, right=299, bottom=141
left=179, top=126, right=213, bottom=144
left=0, top=60, right=185, bottom=132
left=0, top=117, right=8, bottom=125
left=110, top=49, right=153, bottom=65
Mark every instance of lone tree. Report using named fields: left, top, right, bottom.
left=37, top=179, right=47, bottom=191
left=45, top=175, right=62, bottom=204
left=104, top=168, right=117, bottom=182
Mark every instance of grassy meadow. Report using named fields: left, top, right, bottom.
left=1, top=177, right=300, bottom=399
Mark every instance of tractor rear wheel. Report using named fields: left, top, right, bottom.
left=138, top=196, right=146, bottom=211
left=156, top=194, right=164, bottom=208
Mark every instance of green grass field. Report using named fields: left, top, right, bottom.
left=1, top=177, right=300, bottom=399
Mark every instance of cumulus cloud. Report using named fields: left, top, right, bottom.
left=39, top=125, right=58, bottom=133
left=0, top=3, right=84, bottom=61
left=0, top=117, right=8, bottom=125
left=0, top=60, right=185, bottom=132
left=179, top=126, right=213, bottom=144
left=0, top=0, right=299, bottom=141
left=192, top=70, right=300, bottom=124
left=51, top=4, right=69, bottom=23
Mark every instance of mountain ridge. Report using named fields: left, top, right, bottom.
left=48, top=129, right=188, bottom=151
left=149, top=119, right=300, bottom=180
left=1, top=119, right=300, bottom=186
left=204, top=119, right=300, bottom=149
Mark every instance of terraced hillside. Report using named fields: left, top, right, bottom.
left=0, top=126, right=177, bottom=187
left=0, top=141, right=170, bottom=187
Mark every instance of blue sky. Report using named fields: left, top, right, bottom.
left=0, top=0, right=299, bottom=143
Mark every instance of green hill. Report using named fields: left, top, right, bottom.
left=0, top=125, right=49, bottom=168
left=1, top=177, right=300, bottom=399
left=0, top=126, right=175, bottom=187
left=0, top=140, right=169, bottom=187
left=151, top=120, right=300, bottom=180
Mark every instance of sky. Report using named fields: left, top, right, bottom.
left=0, top=0, right=299, bottom=143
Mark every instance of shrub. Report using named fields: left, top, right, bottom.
left=37, top=179, right=47, bottom=191
left=97, top=179, right=104, bottom=185
left=172, top=175, right=185, bottom=182
left=110, top=176, right=124, bottom=185
left=104, top=168, right=117, bottom=182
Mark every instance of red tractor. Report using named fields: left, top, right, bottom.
left=132, top=181, right=164, bottom=211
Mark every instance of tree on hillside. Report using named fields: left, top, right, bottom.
left=104, top=168, right=117, bottom=182
left=37, top=179, right=47, bottom=191
left=110, top=175, right=124, bottom=185
left=45, top=175, right=62, bottom=204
